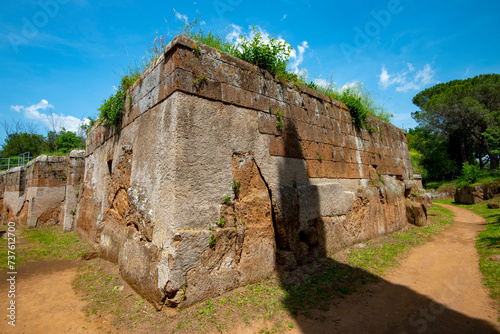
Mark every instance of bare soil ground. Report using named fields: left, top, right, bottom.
left=1, top=204, right=499, bottom=333
left=0, top=259, right=113, bottom=334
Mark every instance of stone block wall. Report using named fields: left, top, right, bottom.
left=78, top=34, right=417, bottom=309
left=63, top=150, right=86, bottom=231
left=455, top=182, right=500, bottom=204
left=0, top=167, right=27, bottom=222
left=25, top=155, right=68, bottom=227
left=0, top=151, right=85, bottom=229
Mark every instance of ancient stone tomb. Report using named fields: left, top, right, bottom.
left=77, top=35, right=422, bottom=309
left=0, top=151, right=85, bottom=231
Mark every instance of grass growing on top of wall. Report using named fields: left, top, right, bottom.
left=314, top=81, right=393, bottom=128
left=94, top=17, right=390, bottom=132
left=0, top=225, right=92, bottom=270
left=434, top=197, right=500, bottom=320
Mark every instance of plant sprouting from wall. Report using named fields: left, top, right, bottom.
left=97, top=71, right=140, bottom=128
left=181, top=14, right=233, bottom=53
left=316, top=81, right=392, bottom=129
left=216, top=218, right=226, bottom=228
left=275, top=108, right=284, bottom=131
left=232, top=180, right=240, bottom=196
left=209, top=233, right=216, bottom=247
left=143, top=34, right=167, bottom=69
left=192, top=73, right=208, bottom=89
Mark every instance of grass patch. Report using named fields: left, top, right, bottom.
left=434, top=197, right=500, bottom=320
left=0, top=225, right=92, bottom=270
left=333, top=204, right=454, bottom=276
left=72, top=260, right=162, bottom=331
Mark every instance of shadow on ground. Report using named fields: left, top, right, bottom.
left=275, top=259, right=498, bottom=333
left=273, top=120, right=499, bottom=334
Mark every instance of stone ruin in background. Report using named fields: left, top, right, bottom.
left=0, top=35, right=430, bottom=309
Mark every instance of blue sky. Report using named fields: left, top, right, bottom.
left=1, top=0, right=499, bottom=142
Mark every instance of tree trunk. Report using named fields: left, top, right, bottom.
left=459, top=134, right=467, bottom=163
left=490, top=153, right=499, bottom=170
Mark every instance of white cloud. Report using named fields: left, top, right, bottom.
left=226, top=24, right=242, bottom=43
left=10, top=105, right=23, bottom=112
left=173, top=9, right=188, bottom=23
left=314, top=78, right=331, bottom=89
left=281, top=14, right=287, bottom=21
left=290, top=41, right=308, bottom=74
left=378, top=63, right=436, bottom=92
left=9, top=99, right=87, bottom=133
left=340, top=81, right=357, bottom=91
left=379, top=66, right=391, bottom=89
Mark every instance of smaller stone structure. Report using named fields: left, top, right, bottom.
left=455, top=183, right=500, bottom=204
left=25, top=155, right=68, bottom=227
left=0, top=166, right=27, bottom=222
left=63, top=150, right=86, bottom=231
left=0, top=150, right=85, bottom=230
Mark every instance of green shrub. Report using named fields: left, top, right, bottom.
left=92, top=18, right=390, bottom=132
left=316, top=81, right=392, bottom=128
left=97, top=71, right=140, bottom=128
left=456, top=162, right=481, bottom=188
left=230, top=27, right=292, bottom=78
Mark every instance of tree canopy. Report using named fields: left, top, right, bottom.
left=0, top=125, right=84, bottom=159
left=412, top=74, right=500, bottom=170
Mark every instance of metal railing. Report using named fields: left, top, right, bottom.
left=0, top=152, right=31, bottom=171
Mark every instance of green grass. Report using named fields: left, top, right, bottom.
left=333, top=204, right=454, bottom=276
left=167, top=205, right=456, bottom=332
left=0, top=225, right=92, bottom=270
left=425, top=170, right=500, bottom=191
left=434, top=197, right=500, bottom=320
left=69, top=205, right=457, bottom=333
left=315, top=81, right=392, bottom=128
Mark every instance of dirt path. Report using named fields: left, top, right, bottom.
left=285, top=203, right=500, bottom=333
left=1, top=204, right=499, bottom=333
left=0, top=260, right=111, bottom=334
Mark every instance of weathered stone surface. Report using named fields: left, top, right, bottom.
left=74, top=34, right=415, bottom=309
left=185, top=228, right=244, bottom=306
left=454, top=183, right=500, bottom=204
left=97, top=213, right=127, bottom=264
left=406, top=199, right=428, bottom=227
left=75, top=182, right=99, bottom=243
left=455, top=186, right=484, bottom=204
left=69, top=150, right=85, bottom=158
left=26, top=187, right=66, bottom=227
left=297, top=183, right=355, bottom=228
left=119, top=230, right=165, bottom=309
left=414, top=193, right=432, bottom=209
left=270, top=185, right=300, bottom=251
left=231, top=153, right=276, bottom=284
left=36, top=201, right=64, bottom=226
